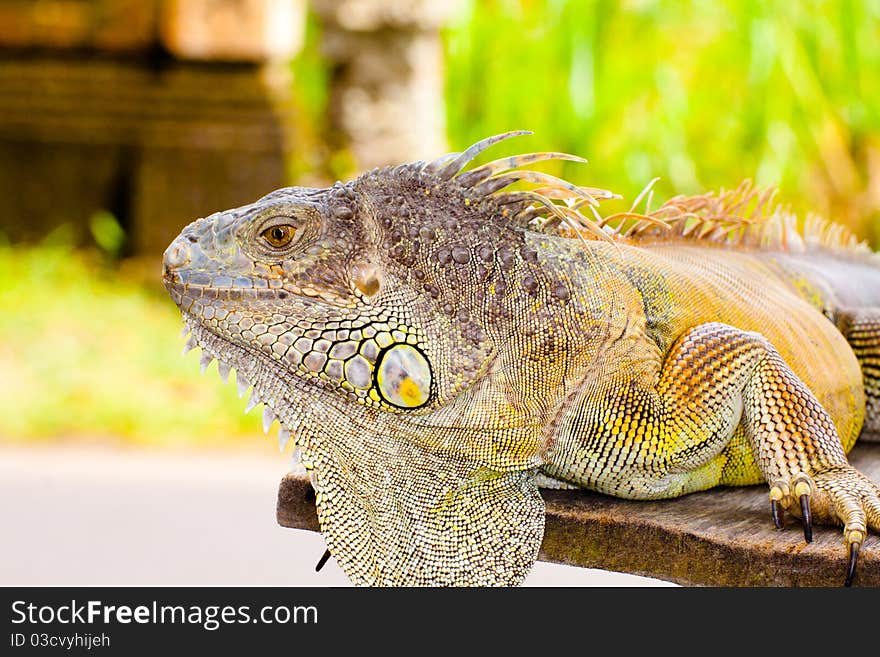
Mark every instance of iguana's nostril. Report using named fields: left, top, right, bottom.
left=163, top=240, right=191, bottom=270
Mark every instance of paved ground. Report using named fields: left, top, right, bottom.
left=0, top=444, right=672, bottom=587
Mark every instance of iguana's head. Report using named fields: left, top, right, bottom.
left=164, top=132, right=612, bottom=426
left=162, top=131, right=616, bottom=585
left=163, top=177, right=443, bottom=420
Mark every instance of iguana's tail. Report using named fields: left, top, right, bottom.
left=836, top=308, right=880, bottom=442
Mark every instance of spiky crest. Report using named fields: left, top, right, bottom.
left=424, top=132, right=875, bottom=260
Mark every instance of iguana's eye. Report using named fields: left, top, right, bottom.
left=262, top=224, right=296, bottom=248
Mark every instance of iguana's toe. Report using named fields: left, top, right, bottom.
left=767, top=475, right=813, bottom=542
left=806, top=466, right=880, bottom=586
left=768, top=479, right=790, bottom=529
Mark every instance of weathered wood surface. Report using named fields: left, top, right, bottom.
left=277, top=442, right=880, bottom=586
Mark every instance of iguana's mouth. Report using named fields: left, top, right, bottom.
left=163, top=272, right=288, bottom=312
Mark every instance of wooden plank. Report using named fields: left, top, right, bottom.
left=0, top=0, right=307, bottom=61
left=0, top=1, right=157, bottom=52
left=0, top=58, right=295, bottom=151
left=0, top=56, right=297, bottom=254
left=276, top=442, right=880, bottom=586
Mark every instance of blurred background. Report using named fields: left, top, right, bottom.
left=0, top=0, right=877, bottom=586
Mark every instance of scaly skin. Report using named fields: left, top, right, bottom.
left=163, top=132, right=880, bottom=586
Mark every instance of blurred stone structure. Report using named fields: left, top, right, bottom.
left=0, top=0, right=455, bottom=256
left=313, top=0, right=457, bottom=170
left=0, top=0, right=304, bottom=256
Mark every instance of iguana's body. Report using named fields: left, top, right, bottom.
left=163, top=132, right=880, bottom=586
left=535, top=241, right=875, bottom=495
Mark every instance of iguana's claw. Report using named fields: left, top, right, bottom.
left=770, top=476, right=814, bottom=543
left=770, top=499, right=784, bottom=529
left=794, top=476, right=813, bottom=543
left=845, top=541, right=860, bottom=587
left=315, top=548, right=332, bottom=573
left=799, top=495, right=813, bottom=542
left=768, top=480, right=790, bottom=531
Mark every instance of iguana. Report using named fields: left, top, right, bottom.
left=163, top=131, right=880, bottom=586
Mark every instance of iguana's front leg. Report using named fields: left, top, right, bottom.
left=548, top=322, right=880, bottom=585
left=670, top=323, right=879, bottom=585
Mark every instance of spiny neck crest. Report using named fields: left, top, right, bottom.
left=385, top=130, right=874, bottom=260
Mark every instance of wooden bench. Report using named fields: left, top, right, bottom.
left=276, top=442, right=880, bottom=586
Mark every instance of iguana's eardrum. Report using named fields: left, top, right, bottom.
left=164, top=132, right=880, bottom=586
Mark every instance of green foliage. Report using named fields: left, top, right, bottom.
left=0, top=244, right=264, bottom=448
left=88, top=210, right=126, bottom=258
left=288, top=8, right=333, bottom=183
left=444, top=0, right=880, bottom=245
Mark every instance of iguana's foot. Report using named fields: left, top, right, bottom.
left=768, top=466, right=880, bottom=586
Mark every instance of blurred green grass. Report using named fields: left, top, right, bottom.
left=445, top=0, right=880, bottom=245
left=0, top=244, right=264, bottom=447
